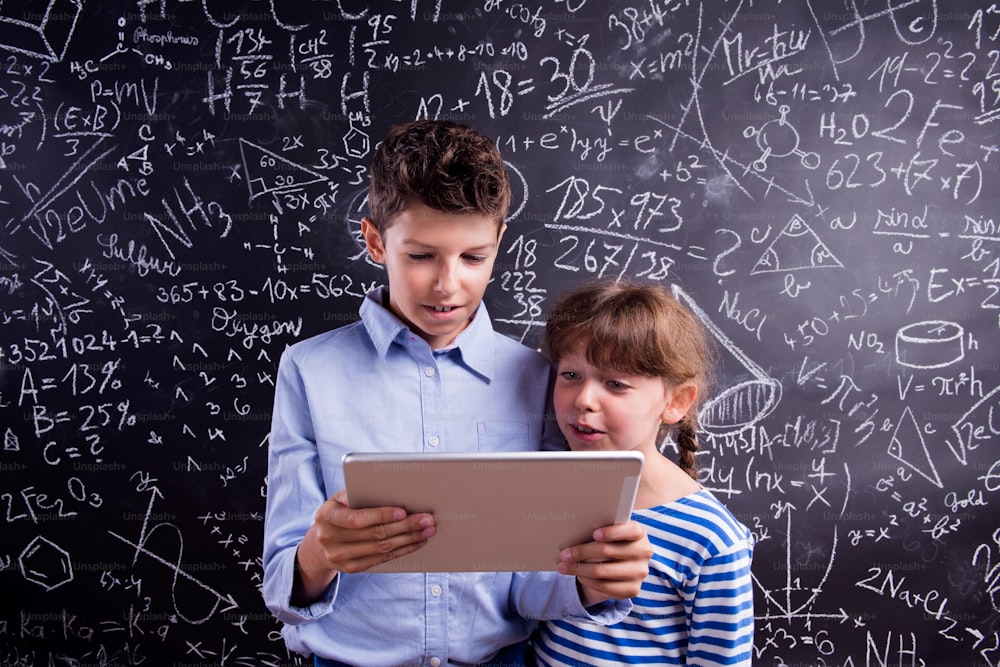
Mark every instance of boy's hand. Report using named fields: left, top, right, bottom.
left=293, top=489, right=435, bottom=604
left=556, top=520, right=652, bottom=605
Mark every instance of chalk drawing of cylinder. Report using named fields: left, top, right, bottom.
left=895, top=320, right=965, bottom=369
left=0, top=0, right=82, bottom=61
left=672, top=285, right=782, bottom=435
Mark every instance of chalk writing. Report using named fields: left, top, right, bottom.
left=0, top=1, right=998, bottom=664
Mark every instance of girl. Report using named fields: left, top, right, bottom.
left=533, top=279, right=755, bottom=666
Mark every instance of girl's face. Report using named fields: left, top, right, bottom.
left=552, top=344, right=694, bottom=456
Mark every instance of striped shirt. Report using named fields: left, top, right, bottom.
left=533, top=489, right=755, bottom=666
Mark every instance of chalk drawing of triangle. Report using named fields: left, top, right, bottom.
left=888, top=406, right=942, bottom=488
left=239, top=138, right=329, bottom=200
left=751, top=214, right=843, bottom=274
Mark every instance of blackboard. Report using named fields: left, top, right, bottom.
left=1, top=1, right=999, bottom=665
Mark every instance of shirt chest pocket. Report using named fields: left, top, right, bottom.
left=476, top=421, right=533, bottom=452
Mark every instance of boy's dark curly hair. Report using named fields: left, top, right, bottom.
left=366, top=120, right=511, bottom=233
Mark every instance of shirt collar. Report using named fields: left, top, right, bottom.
left=360, top=286, right=496, bottom=381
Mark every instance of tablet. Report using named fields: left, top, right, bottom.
left=342, top=450, right=643, bottom=573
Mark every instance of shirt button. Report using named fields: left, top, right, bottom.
left=424, top=366, right=435, bottom=377
left=430, top=659, right=441, bottom=667
left=430, top=584, right=442, bottom=597
left=427, top=436, right=439, bottom=447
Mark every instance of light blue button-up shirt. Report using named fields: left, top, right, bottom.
left=263, top=287, right=629, bottom=665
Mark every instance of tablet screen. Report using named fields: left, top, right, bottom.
left=342, top=450, right=643, bottom=572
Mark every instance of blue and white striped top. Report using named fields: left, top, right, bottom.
left=533, top=489, right=755, bottom=666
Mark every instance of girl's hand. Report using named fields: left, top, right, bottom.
left=557, top=520, right=652, bottom=605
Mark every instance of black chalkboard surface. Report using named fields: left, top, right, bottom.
left=2, top=1, right=999, bottom=665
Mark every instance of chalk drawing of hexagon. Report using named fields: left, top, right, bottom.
left=19, top=535, right=73, bottom=590
left=343, top=127, right=370, bottom=159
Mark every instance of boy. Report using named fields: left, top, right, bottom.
left=262, top=120, right=652, bottom=665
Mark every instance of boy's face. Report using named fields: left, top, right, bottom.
left=362, top=201, right=506, bottom=349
